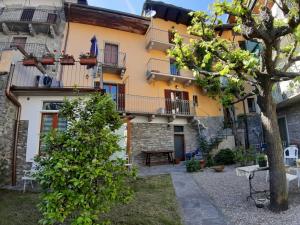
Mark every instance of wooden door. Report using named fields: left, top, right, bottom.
left=174, top=134, right=185, bottom=161
left=104, top=43, right=118, bottom=65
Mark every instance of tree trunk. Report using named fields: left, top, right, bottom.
left=259, top=87, right=288, bottom=212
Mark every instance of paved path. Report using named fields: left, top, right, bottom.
left=172, top=172, right=228, bottom=225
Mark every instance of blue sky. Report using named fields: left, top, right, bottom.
left=88, top=0, right=217, bottom=15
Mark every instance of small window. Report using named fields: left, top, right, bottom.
left=174, top=126, right=184, bottom=133
left=193, top=95, right=198, bottom=106
left=20, top=8, right=35, bottom=21
left=168, top=30, right=175, bottom=44
left=247, top=98, right=256, bottom=113
left=43, top=102, right=63, bottom=111
left=11, top=37, right=27, bottom=49
left=47, top=13, right=57, bottom=23
left=94, top=81, right=100, bottom=89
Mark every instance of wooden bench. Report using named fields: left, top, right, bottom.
left=142, top=150, right=174, bottom=166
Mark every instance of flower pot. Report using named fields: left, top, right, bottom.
left=258, top=160, right=267, bottom=168
left=175, top=158, right=181, bottom=164
left=79, top=57, right=97, bottom=66
left=199, top=160, right=206, bottom=169
left=60, top=57, right=75, bottom=65
left=23, top=59, right=37, bottom=66
left=41, top=57, right=55, bottom=65
left=211, top=165, right=224, bottom=172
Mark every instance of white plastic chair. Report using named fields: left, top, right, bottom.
left=284, top=146, right=299, bottom=165
left=21, top=162, right=38, bottom=192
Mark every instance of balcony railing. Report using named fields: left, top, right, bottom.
left=0, top=7, right=63, bottom=25
left=146, top=27, right=196, bottom=51
left=146, top=58, right=195, bottom=86
left=99, top=49, right=126, bottom=75
left=0, top=42, right=50, bottom=57
left=115, top=94, right=195, bottom=116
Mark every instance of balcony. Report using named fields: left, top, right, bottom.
left=0, top=42, right=49, bottom=57
left=0, top=7, right=64, bottom=37
left=146, top=58, right=195, bottom=86
left=99, top=49, right=126, bottom=77
left=146, top=27, right=195, bottom=52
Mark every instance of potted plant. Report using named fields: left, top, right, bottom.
left=23, top=53, right=37, bottom=66
left=41, top=52, right=55, bottom=65
left=60, top=51, right=75, bottom=65
left=258, top=154, right=268, bottom=167
left=199, top=159, right=206, bottom=169
left=79, top=52, right=97, bottom=66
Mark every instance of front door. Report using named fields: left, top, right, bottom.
left=174, top=134, right=185, bottom=161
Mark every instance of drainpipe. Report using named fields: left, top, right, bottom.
left=5, top=64, right=21, bottom=186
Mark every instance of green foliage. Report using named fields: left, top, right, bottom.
left=34, top=93, right=135, bottom=225
left=213, top=149, right=235, bottom=165
left=234, top=146, right=256, bottom=166
left=186, top=159, right=200, bottom=172
left=257, top=154, right=267, bottom=167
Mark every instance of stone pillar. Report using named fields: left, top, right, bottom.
left=0, top=73, right=17, bottom=186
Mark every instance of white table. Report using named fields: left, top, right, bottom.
left=236, top=165, right=269, bottom=205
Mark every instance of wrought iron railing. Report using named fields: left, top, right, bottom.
left=0, top=42, right=50, bottom=57
left=0, top=7, right=64, bottom=25
left=99, top=49, right=126, bottom=69
left=147, top=58, right=193, bottom=77
left=146, top=27, right=196, bottom=46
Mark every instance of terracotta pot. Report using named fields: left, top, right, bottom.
left=60, top=57, right=75, bottom=65
left=199, top=160, right=206, bottom=169
left=79, top=57, right=97, bottom=66
left=23, top=59, right=37, bottom=66
left=41, top=57, right=55, bottom=65
left=175, top=158, right=181, bottom=164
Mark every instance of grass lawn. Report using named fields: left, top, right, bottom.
left=0, top=175, right=182, bottom=225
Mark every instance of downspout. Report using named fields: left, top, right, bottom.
left=5, top=64, right=21, bottom=186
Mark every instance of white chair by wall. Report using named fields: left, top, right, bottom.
left=21, top=162, right=38, bottom=192
left=284, top=146, right=299, bottom=165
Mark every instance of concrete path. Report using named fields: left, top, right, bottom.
left=172, top=172, right=228, bottom=225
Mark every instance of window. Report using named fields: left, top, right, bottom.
left=170, top=59, right=180, bottom=76
left=43, top=101, right=63, bottom=110
left=20, top=8, right=35, bottom=21
left=11, top=37, right=27, bottom=49
left=193, top=95, right=198, bottom=106
left=104, top=43, right=118, bottom=65
left=103, top=83, right=118, bottom=102
left=168, top=30, right=175, bottom=44
left=94, top=81, right=100, bottom=89
left=47, top=13, right=57, bottom=23
left=174, top=126, right=184, bottom=133
left=247, top=98, right=256, bottom=113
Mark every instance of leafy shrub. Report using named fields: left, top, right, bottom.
left=234, top=146, right=256, bottom=166
left=186, top=159, right=200, bottom=172
left=213, top=148, right=235, bottom=165
left=35, top=93, right=135, bottom=225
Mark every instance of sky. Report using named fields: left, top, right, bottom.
left=87, top=0, right=217, bottom=15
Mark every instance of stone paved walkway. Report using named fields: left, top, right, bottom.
left=139, top=164, right=228, bottom=225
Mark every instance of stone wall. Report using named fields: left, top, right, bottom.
left=130, top=123, right=174, bottom=165
left=0, top=73, right=17, bottom=185
left=278, top=105, right=300, bottom=146
left=196, top=116, right=224, bottom=139
left=16, top=120, right=30, bottom=185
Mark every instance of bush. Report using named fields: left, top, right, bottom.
left=213, top=148, right=235, bottom=165
left=35, top=93, right=135, bottom=225
left=234, top=146, right=256, bottom=166
left=186, top=159, right=200, bottom=172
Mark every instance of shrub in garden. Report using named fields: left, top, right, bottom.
left=35, top=93, right=135, bottom=225
left=213, top=148, right=235, bottom=165
left=186, top=158, right=200, bottom=172
left=234, top=146, right=256, bottom=166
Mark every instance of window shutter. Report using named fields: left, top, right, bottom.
left=182, top=91, right=189, bottom=100
left=164, top=89, right=172, bottom=114
left=118, top=84, right=125, bottom=111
